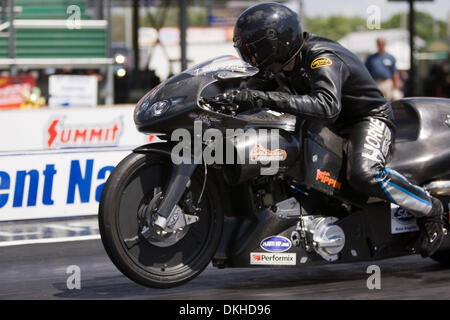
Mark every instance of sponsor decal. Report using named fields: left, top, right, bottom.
left=250, top=252, right=296, bottom=265
left=315, top=169, right=342, bottom=190
left=361, top=118, right=391, bottom=163
left=391, top=204, right=419, bottom=234
left=260, top=236, right=292, bottom=252
left=249, top=144, right=287, bottom=162
left=310, top=57, right=333, bottom=69
left=46, top=117, right=122, bottom=149
left=190, top=64, right=249, bottom=76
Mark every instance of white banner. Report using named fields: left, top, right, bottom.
left=49, top=75, right=98, bottom=108
left=0, top=106, right=161, bottom=152
left=0, top=149, right=131, bottom=221
left=0, top=107, right=163, bottom=221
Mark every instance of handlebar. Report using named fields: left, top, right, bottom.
left=201, top=90, right=240, bottom=115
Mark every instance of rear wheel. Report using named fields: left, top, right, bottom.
left=99, top=152, right=223, bottom=288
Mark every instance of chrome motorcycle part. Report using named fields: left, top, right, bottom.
left=300, top=216, right=346, bottom=262
left=149, top=185, right=201, bottom=236
left=272, top=197, right=301, bottom=219
left=423, top=181, right=450, bottom=196
left=129, top=186, right=200, bottom=249
left=146, top=205, right=200, bottom=248
left=290, top=201, right=312, bottom=251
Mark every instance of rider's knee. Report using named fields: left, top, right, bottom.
left=347, top=169, right=378, bottom=190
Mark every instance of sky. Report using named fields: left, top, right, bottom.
left=302, top=0, right=450, bottom=21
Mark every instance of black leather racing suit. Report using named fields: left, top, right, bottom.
left=248, top=33, right=433, bottom=216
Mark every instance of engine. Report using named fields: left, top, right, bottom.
left=291, top=215, right=345, bottom=262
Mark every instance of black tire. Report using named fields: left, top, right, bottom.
left=99, top=152, right=223, bottom=288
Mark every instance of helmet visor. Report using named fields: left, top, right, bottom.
left=234, top=36, right=275, bottom=70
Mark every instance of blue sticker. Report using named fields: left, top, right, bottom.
left=393, top=207, right=415, bottom=225
left=260, top=236, right=292, bottom=253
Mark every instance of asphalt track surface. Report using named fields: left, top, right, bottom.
left=1, top=238, right=450, bottom=300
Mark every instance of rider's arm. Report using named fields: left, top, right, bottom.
left=245, top=53, right=350, bottom=125
left=245, top=74, right=278, bottom=91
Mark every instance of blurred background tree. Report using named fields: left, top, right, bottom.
left=305, top=10, right=448, bottom=43
left=141, top=6, right=209, bottom=28
left=306, top=16, right=366, bottom=41
left=382, top=11, right=448, bottom=43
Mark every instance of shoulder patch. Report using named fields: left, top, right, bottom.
left=310, top=57, right=333, bottom=69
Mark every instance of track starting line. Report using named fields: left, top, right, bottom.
left=0, top=216, right=100, bottom=247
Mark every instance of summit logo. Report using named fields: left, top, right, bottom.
left=46, top=117, right=122, bottom=149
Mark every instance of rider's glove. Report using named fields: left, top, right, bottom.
left=233, top=89, right=267, bottom=110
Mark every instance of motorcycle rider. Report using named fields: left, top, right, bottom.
left=227, top=2, right=446, bottom=257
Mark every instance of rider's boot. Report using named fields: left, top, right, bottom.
left=416, top=197, right=446, bottom=258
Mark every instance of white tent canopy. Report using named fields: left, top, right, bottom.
left=339, top=29, right=426, bottom=70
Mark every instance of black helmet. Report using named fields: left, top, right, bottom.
left=233, top=2, right=304, bottom=76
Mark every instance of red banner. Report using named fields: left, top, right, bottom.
left=0, top=75, right=36, bottom=109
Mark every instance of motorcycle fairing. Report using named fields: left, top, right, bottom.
left=301, top=123, right=345, bottom=197
left=134, top=55, right=258, bottom=134
left=389, top=98, right=450, bottom=185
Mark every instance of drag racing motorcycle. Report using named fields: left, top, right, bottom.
left=99, top=55, right=450, bottom=288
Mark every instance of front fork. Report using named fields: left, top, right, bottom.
left=149, top=163, right=198, bottom=231
left=123, top=162, right=199, bottom=249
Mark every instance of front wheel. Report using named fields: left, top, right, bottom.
left=99, top=152, right=223, bottom=288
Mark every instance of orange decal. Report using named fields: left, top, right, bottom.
left=252, top=254, right=261, bottom=261
left=250, top=144, right=287, bottom=162
left=315, top=169, right=342, bottom=190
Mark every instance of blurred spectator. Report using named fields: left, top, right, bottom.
left=365, top=38, right=401, bottom=101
